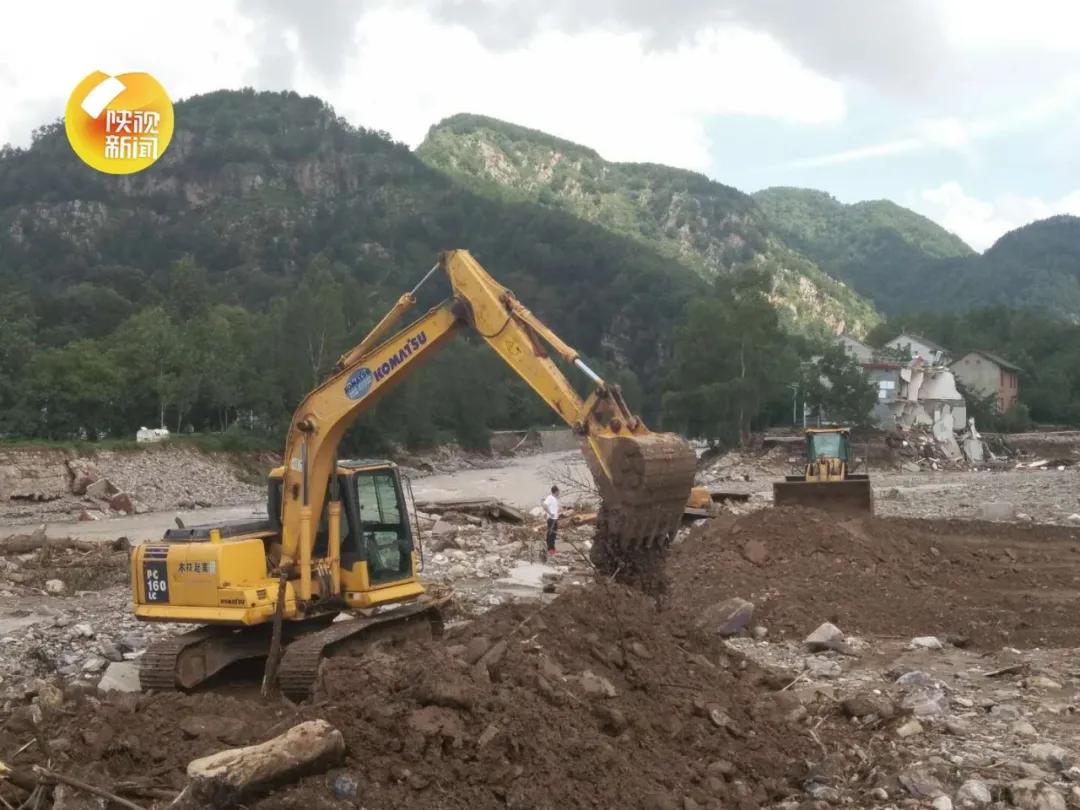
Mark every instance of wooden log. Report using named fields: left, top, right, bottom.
left=171, top=720, right=345, bottom=809
left=0, top=534, right=100, bottom=554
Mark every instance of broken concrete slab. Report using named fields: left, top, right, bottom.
left=97, top=661, right=140, bottom=692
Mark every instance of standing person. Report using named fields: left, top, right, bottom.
left=542, top=485, right=560, bottom=557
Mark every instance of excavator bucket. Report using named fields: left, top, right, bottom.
left=772, top=475, right=874, bottom=515
left=584, top=432, right=698, bottom=545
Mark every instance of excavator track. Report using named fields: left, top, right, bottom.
left=139, top=627, right=221, bottom=691
left=278, top=601, right=444, bottom=700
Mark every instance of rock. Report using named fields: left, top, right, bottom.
left=78, top=509, right=104, bottom=522
left=1011, top=720, right=1038, bottom=738
left=81, top=655, right=106, bottom=673
left=898, top=767, right=945, bottom=799
left=67, top=458, right=102, bottom=495
left=955, top=779, right=992, bottom=808
left=32, top=679, right=65, bottom=710
left=85, top=478, right=118, bottom=500
left=697, top=597, right=754, bottom=637
left=980, top=501, right=1015, bottom=521
left=44, top=579, right=66, bottom=595
left=578, top=671, right=617, bottom=698
left=841, top=694, right=896, bottom=720
left=330, top=773, right=360, bottom=801
left=805, top=784, right=841, bottom=803
left=804, top=622, right=844, bottom=651
left=911, top=636, right=944, bottom=650
left=1027, top=676, right=1062, bottom=690
left=1067, top=513, right=1080, bottom=524
left=751, top=625, right=768, bottom=640
left=902, top=687, right=949, bottom=717
left=1009, top=779, right=1066, bottom=810
left=99, top=641, right=124, bottom=662
left=741, top=539, right=768, bottom=566
left=932, top=797, right=954, bottom=810
left=1027, top=743, right=1074, bottom=772
left=73, top=622, right=94, bottom=638
left=98, top=661, right=141, bottom=692
left=108, top=492, right=136, bottom=515
left=806, top=658, right=842, bottom=679
left=896, top=719, right=924, bottom=738
left=870, top=788, right=889, bottom=801
left=945, top=718, right=973, bottom=737
left=895, top=670, right=936, bottom=688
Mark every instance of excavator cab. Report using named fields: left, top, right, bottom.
left=772, top=427, right=874, bottom=514
left=266, top=461, right=421, bottom=596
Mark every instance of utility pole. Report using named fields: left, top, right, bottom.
left=788, top=382, right=799, bottom=426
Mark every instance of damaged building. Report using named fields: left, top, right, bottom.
left=836, top=335, right=969, bottom=458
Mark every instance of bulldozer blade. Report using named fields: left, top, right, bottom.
left=772, top=477, right=874, bottom=515
left=584, top=432, right=697, bottom=547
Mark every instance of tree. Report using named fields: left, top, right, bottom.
left=800, top=343, right=877, bottom=428
left=28, top=340, right=120, bottom=438
left=662, top=268, right=799, bottom=445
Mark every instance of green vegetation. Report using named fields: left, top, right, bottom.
left=0, top=91, right=702, bottom=450
left=799, top=343, right=878, bottom=429
left=753, top=187, right=973, bottom=314
left=662, top=269, right=803, bottom=444
left=419, top=114, right=879, bottom=338
left=755, top=189, right=1080, bottom=323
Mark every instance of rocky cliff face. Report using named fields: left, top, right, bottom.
left=418, top=114, right=879, bottom=338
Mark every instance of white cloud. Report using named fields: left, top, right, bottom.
left=334, top=8, right=845, bottom=170
left=0, top=1, right=845, bottom=172
left=917, top=181, right=1080, bottom=250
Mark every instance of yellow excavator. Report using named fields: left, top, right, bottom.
left=772, top=427, right=874, bottom=514
left=132, top=249, right=696, bottom=696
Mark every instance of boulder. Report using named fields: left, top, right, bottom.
left=85, top=478, right=119, bottom=500
left=910, top=636, right=944, bottom=650
left=804, top=622, right=851, bottom=653
left=108, top=491, right=136, bottom=515
left=1027, top=743, right=1074, bottom=772
left=66, top=458, right=102, bottom=496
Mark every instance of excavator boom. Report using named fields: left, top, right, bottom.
left=279, top=249, right=695, bottom=581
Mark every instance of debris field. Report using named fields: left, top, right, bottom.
left=1, top=446, right=1080, bottom=808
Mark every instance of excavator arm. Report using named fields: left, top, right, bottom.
left=278, top=250, right=695, bottom=599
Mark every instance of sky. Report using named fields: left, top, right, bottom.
left=3, top=1, right=1080, bottom=250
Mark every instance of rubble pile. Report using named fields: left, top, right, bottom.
left=0, top=586, right=859, bottom=809
left=669, top=506, right=1080, bottom=648
left=0, top=446, right=264, bottom=526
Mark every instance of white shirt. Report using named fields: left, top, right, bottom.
left=542, top=493, right=559, bottom=520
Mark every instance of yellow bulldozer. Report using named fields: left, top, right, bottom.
left=131, top=249, right=695, bottom=697
left=772, top=427, right=873, bottom=515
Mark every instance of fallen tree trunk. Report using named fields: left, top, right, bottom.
left=171, top=719, right=345, bottom=809
left=0, top=534, right=100, bottom=554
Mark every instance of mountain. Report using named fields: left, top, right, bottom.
left=0, top=90, right=711, bottom=440
left=417, top=114, right=879, bottom=338
left=753, top=189, right=1080, bottom=323
left=752, top=187, right=974, bottom=314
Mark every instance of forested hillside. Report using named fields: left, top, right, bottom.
left=0, top=91, right=704, bottom=447
left=418, top=114, right=879, bottom=338
left=755, top=189, right=1080, bottom=322
left=753, top=187, right=973, bottom=313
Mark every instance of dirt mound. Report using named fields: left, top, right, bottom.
left=670, top=507, right=1080, bottom=648
left=0, top=585, right=856, bottom=809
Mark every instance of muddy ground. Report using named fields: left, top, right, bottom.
left=2, top=443, right=1080, bottom=808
